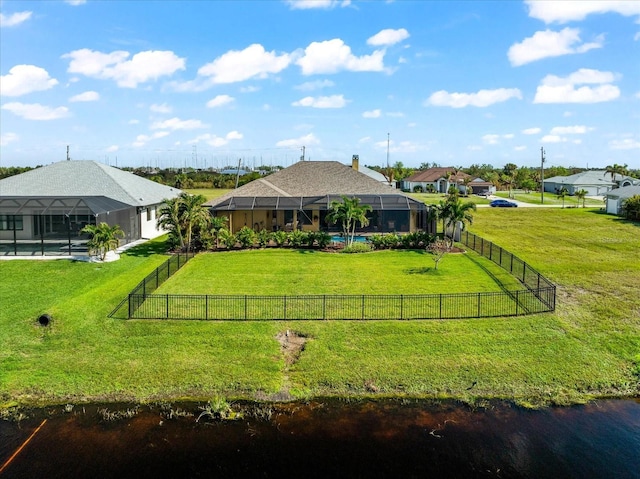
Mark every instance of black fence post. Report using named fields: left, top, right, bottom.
left=477, top=292, right=481, bottom=317
left=400, top=294, right=404, bottom=320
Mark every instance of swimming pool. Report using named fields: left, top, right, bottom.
left=331, top=235, right=368, bottom=243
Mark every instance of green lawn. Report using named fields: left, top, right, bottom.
left=184, top=188, right=231, bottom=201
left=1, top=209, right=638, bottom=408
left=494, top=190, right=604, bottom=207
left=409, top=192, right=492, bottom=205
left=156, top=249, right=521, bottom=295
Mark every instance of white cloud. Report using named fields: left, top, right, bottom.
left=69, top=91, right=100, bottom=102
left=286, top=0, right=349, bottom=10
left=150, top=117, right=208, bottom=131
left=522, top=127, right=541, bottom=135
left=198, top=44, right=291, bottom=84
left=106, top=145, right=119, bottom=152
left=514, top=146, right=527, bottom=151
left=387, top=111, right=404, bottom=118
left=0, top=132, right=19, bottom=146
left=609, top=138, right=640, bottom=150
left=295, top=79, right=335, bottom=91
left=362, top=109, right=382, bottom=118
left=190, top=131, right=244, bottom=147
left=426, top=88, right=522, bottom=108
left=359, top=136, right=371, bottom=143
left=482, top=134, right=513, bottom=145
left=635, top=32, right=640, bottom=41
left=374, top=139, right=421, bottom=154
left=549, top=125, right=593, bottom=135
left=63, top=48, right=186, bottom=88
left=128, top=119, right=140, bottom=125
left=65, top=0, right=87, bottom=5
left=508, top=28, right=603, bottom=66
left=276, top=133, right=320, bottom=147
left=525, top=0, right=640, bottom=24
left=2, top=102, right=70, bottom=120
left=0, top=65, right=58, bottom=97
left=150, top=103, right=172, bottom=113
left=206, top=94, right=235, bottom=108
left=240, top=85, right=260, bottom=93
left=132, top=131, right=170, bottom=147
left=0, top=11, right=32, bottom=27
left=296, top=39, right=385, bottom=75
left=367, top=28, right=410, bottom=47
left=534, top=68, right=620, bottom=104
left=292, top=95, right=347, bottom=108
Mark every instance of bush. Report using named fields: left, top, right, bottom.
left=315, top=232, right=332, bottom=248
left=287, top=229, right=305, bottom=248
left=342, top=242, right=373, bottom=253
left=218, top=229, right=237, bottom=249
left=256, top=229, right=271, bottom=248
left=236, top=226, right=257, bottom=248
left=383, top=233, right=400, bottom=249
left=413, top=185, right=424, bottom=193
left=303, top=231, right=316, bottom=247
left=272, top=230, right=287, bottom=247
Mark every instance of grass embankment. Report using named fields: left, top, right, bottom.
left=1, top=209, right=638, bottom=408
left=409, top=192, right=491, bottom=205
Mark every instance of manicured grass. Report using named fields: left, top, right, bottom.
left=1, top=209, right=638, bottom=408
left=409, top=192, right=491, bottom=205
left=156, top=249, right=521, bottom=295
left=184, top=188, right=232, bottom=201
left=494, top=190, right=603, bottom=207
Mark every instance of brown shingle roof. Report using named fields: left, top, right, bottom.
left=205, top=161, right=400, bottom=207
left=404, top=167, right=470, bottom=183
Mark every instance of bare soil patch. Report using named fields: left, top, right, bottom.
left=276, top=330, right=308, bottom=365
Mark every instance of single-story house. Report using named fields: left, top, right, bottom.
left=205, top=159, right=431, bottom=234
left=605, top=185, right=640, bottom=216
left=401, top=167, right=495, bottom=195
left=0, top=160, right=182, bottom=255
left=544, top=170, right=639, bottom=196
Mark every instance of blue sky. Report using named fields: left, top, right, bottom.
left=1, top=0, right=639, bottom=170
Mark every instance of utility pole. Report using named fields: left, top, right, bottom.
left=386, top=133, right=390, bottom=168
left=66, top=145, right=70, bottom=161
left=300, top=145, right=305, bottom=162
left=540, top=147, right=546, bottom=204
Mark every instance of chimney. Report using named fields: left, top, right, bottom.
left=352, top=154, right=359, bottom=171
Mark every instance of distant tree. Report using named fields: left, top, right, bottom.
left=556, top=186, right=569, bottom=208
left=81, top=222, right=124, bottom=261
left=604, top=164, right=628, bottom=187
left=575, top=189, right=588, bottom=208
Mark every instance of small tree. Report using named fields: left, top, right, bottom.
left=444, top=198, right=476, bottom=248
left=326, top=196, right=372, bottom=247
left=622, top=195, right=640, bottom=220
left=427, top=238, right=450, bottom=270
left=81, top=222, right=124, bottom=261
left=575, top=189, right=588, bottom=208
left=556, top=187, right=568, bottom=208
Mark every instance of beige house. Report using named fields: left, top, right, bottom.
left=205, top=159, right=431, bottom=234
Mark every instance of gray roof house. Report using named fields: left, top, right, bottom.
left=605, top=185, right=640, bottom=216
left=544, top=170, right=639, bottom=196
left=205, top=160, right=430, bottom=234
left=0, top=160, right=182, bottom=255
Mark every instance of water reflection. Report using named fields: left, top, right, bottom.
left=1, top=399, right=639, bottom=478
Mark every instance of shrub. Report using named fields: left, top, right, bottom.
left=315, top=232, right=332, bottom=248
left=413, top=185, right=424, bottom=193
left=236, top=226, right=257, bottom=248
left=272, top=230, right=287, bottom=247
left=287, top=229, right=305, bottom=248
left=303, top=231, right=316, bottom=247
left=256, top=229, right=271, bottom=248
left=383, top=233, right=400, bottom=249
left=342, top=242, right=373, bottom=253
left=218, top=229, right=237, bottom=249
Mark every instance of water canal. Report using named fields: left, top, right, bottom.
left=1, top=398, right=639, bottom=478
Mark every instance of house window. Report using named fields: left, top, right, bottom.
left=146, top=208, right=152, bottom=221
left=0, top=215, right=23, bottom=231
left=299, top=209, right=314, bottom=225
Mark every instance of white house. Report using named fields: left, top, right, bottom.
left=544, top=170, right=639, bottom=196
left=605, top=185, right=640, bottom=216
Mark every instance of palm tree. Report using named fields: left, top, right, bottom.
left=157, top=197, right=185, bottom=250
left=326, top=196, right=372, bottom=247
left=81, top=222, right=124, bottom=261
left=575, top=189, right=588, bottom=208
left=433, top=200, right=451, bottom=238
left=210, top=216, right=228, bottom=249
left=444, top=199, right=476, bottom=247
left=604, top=164, right=628, bottom=188
left=178, top=193, right=210, bottom=252
left=556, top=186, right=569, bottom=208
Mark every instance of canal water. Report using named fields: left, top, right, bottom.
left=1, top=398, right=639, bottom=478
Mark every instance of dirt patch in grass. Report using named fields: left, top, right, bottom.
left=276, top=330, right=308, bottom=365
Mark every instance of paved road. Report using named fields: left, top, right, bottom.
left=477, top=195, right=603, bottom=208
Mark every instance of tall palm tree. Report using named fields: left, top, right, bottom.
left=81, top=222, right=124, bottom=261
left=433, top=200, right=451, bottom=238
left=179, top=193, right=210, bottom=252
left=604, top=164, right=628, bottom=188
left=444, top=199, right=476, bottom=247
left=210, top=215, right=228, bottom=249
left=326, top=196, right=372, bottom=247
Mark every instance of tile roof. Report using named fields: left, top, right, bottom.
left=0, top=160, right=182, bottom=207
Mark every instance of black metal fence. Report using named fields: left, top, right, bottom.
left=112, top=234, right=555, bottom=321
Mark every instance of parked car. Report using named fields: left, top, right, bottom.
left=490, top=199, right=518, bottom=207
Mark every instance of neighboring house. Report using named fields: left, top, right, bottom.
left=0, top=160, right=182, bottom=254
left=353, top=156, right=397, bottom=188
left=205, top=160, right=431, bottom=234
left=402, top=167, right=495, bottom=195
left=544, top=170, right=639, bottom=196
left=605, top=185, right=640, bottom=216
